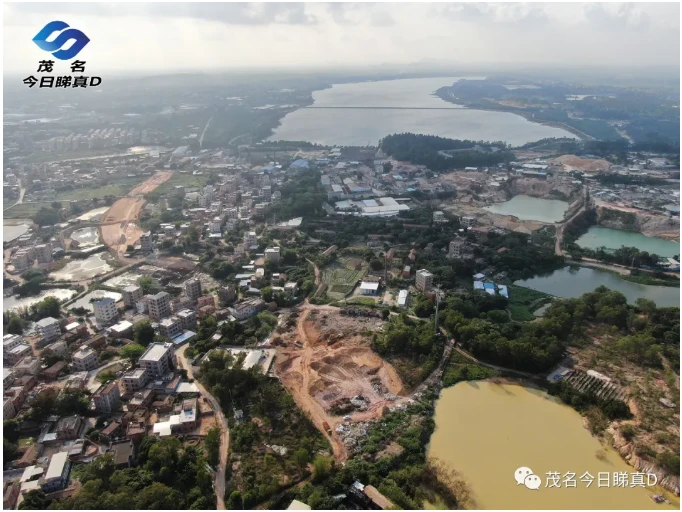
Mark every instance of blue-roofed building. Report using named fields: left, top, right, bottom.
left=498, top=285, right=509, bottom=298
left=483, top=282, right=496, bottom=296
left=171, top=330, right=196, bottom=346
left=290, top=159, right=309, bottom=170
left=473, top=281, right=484, bottom=291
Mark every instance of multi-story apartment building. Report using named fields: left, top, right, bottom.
left=72, top=345, right=99, bottom=372
left=93, top=381, right=121, bottom=413
left=121, top=368, right=149, bottom=393
left=147, top=292, right=171, bottom=321
left=176, top=309, right=197, bottom=330
left=122, top=285, right=143, bottom=307
left=415, top=269, right=433, bottom=292
left=158, top=317, right=183, bottom=339
left=183, top=278, right=202, bottom=301
left=94, top=297, right=118, bottom=325
left=139, top=343, right=174, bottom=378
left=36, top=317, right=61, bottom=343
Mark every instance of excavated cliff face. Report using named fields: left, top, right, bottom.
left=609, top=425, right=681, bottom=496
left=509, top=177, right=580, bottom=201
left=597, top=206, right=680, bottom=241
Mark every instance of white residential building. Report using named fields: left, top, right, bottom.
left=264, top=247, right=280, bottom=263
left=416, top=269, right=433, bottom=292
left=41, top=452, right=71, bottom=493
left=139, top=343, right=174, bottom=378
left=72, top=345, right=99, bottom=372
left=13, top=355, right=41, bottom=377
left=229, top=298, right=265, bottom=321
left=147, top=292, right=171, bottom=321
left=3, top=334, right=24, bottom=352
left=183, top=278, right=202, bottom=301
left=4, top=344, right=31, bottom=366
left=158, top=317, right=183, bottom=339
left=397, top=289, right=410, bottom=308
left=121, top=368, right=149, bottom=393
left=245, top=231, right=257, bottom=248
left=94, top=297, right=118, bottom=325
left=176, top=309, right=197, bottom=330
left=36, top=317, right=61, bottom=343
left=93, top=381, right=120, bottom=413
left=122, top=285, right=143, bottom=307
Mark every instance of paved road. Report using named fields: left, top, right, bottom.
left=177, top=344, right=228, bottom=510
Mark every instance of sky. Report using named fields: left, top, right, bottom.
left=3, top=2, right=680, bottom=76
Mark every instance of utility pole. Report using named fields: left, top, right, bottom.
left=434, top=285, right=441, bottom=334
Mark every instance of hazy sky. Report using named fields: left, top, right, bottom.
left=3, top=2, right=680, bottom=75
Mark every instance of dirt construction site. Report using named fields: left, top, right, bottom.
left=99, top=172, right=172, bottom=257
left=273, top=304, right=407, bottom=459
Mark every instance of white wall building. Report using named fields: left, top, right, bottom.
left=94, top=297, right=118, bottom=325
left=415, top=269, right=433, bottom=292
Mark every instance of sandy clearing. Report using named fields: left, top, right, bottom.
left=99, top=172, right=172, bottom=258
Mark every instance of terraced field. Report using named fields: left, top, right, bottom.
left=321, top=258, right=368, bottom=299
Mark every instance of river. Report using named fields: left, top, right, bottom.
left=576, top=227, right=680, bottom=257
left=3, top=288, right=76, bottom=312
left=428, top=381, right=677, bottom=510
left=269, top=77, right=577, bottom=146
left=484, top=195, right=569, bottom=223
left=514, top=266, right=679, bottom=308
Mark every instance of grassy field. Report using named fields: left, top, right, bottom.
left=507, top=285, right=553, bottom=321
left=3, top=202, right=44, bottom=219
left=54, top=176, right=146, bottom=201
left=321, top=259, right=368, bottom=299
left=151, top=172, right=209, bottom=195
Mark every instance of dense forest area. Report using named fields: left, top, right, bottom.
left=42, top=438, right=215, bottom=510
left=379, top=133, right=514, bottom=172
left=199, top=351, right=329, bottom=509
left=437, top=79, right=680, bottom=145
left=441, top=286, right=680, bottom=374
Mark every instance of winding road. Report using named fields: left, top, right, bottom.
left=176, top=344, right=228, bottom=510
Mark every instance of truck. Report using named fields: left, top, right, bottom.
left=322, top=421, right=332, bottom=434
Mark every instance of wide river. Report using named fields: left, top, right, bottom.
left=270, top=77, right=576, bottom=146
left=485, top=195, right=569, bottom=223
left=515, top=266, right=679, bottom=308
left=576, top=226, right=680, bottom=257
left=428, top=381, right=677, bottom=510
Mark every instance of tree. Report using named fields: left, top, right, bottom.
left=32, top=296, right=61, bottom=320
left=19, top=490, right=45, bottom=510
left=7, top=316, right=23, bottom=334
left=120, top=343, right=146, bottom=362
left=312, top=455, right=332, bottom=482
left=205, top=427, right=220, bottom=467
left=33, top=207, right=61, bottom=227
left=56, top=389, right=90, bottom=416
left=135, top=482, right=183, bottom=509
left=294, top=448, right=310, bottom=468
left=261, top=286, right=273, bottom=302
left=4, top=419, right=21, bottom=443
left=28, top=388, right=59, bottom=420
left=134, top=321, right=156, bottom=346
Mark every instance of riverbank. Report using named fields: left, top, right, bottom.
left=430, top=378, right=680, bottom=507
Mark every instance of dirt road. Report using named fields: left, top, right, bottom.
left=555, top=185, right=588, bottom=257
left=177, top=344, right=228, bottom=509
left=275, top=303, right=454, bottom=463
left=99, top=172, right=172, bottom=259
